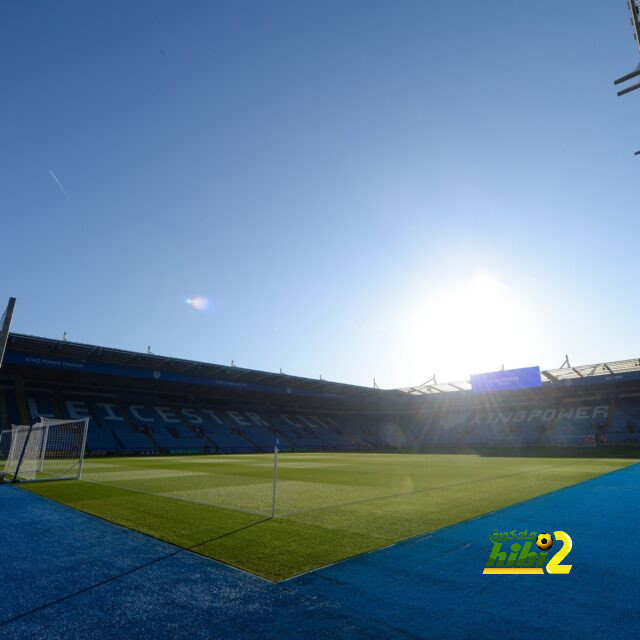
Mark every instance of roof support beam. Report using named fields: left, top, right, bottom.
left=177, top=362, right=199, bottom=374
left=81, top=346, right=102, bottom=361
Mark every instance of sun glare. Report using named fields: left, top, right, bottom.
left=400, top=272, right=534, bottom=383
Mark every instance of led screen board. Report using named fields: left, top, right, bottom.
left=471, top=366, right=542, bottom=394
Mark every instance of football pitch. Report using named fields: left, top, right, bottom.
left=22, top=452, right=635, bottom=581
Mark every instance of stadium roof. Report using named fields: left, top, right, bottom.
left=3, top=333, right=402, bottom=403
left=399, top=357, right=640, bottom=395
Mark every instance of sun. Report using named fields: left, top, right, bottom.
left=399, top=272, right=534, bottom=383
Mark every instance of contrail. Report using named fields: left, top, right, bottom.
left=49, top=169, right=70, bottom=198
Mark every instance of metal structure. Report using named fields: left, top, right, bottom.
left=399, top=356, right=640, bottom=395
left=0, top=297, right=16, bottom=368
left=1, top=332, right=405, bottom=406
left=614, top=1, right=640, bottom=154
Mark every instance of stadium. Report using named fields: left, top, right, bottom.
left=2, top=295, right=640, bottom=638
left=3, top=1, right=640, bottom=638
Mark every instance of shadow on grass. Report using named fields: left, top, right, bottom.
left=189, top=517, right=271, bottom=551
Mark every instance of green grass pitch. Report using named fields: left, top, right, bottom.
left=22, top=452, right=635, bottom=581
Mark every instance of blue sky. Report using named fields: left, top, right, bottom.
left=1, top=1, right=639, bottom=388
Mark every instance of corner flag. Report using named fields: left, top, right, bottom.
left=272, top=436, right=280, bottom=518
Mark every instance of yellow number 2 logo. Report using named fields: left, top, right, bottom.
left=545, top=531, right=572, bottom=574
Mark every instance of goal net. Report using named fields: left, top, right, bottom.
left=0, top=429, right=11, bottom=467
left=2, top=417, right=89, bottom=483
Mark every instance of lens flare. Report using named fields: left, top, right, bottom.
left=185, top=296, right=210, bottom=311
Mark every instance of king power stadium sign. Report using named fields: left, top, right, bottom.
left=468, top=405, right=609, bottom=426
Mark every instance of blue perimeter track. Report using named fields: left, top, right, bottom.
left=1, top=464, right=639, bottom=639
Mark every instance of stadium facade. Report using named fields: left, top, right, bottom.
left=1, top=333, right=640, bottom=457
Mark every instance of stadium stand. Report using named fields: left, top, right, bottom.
left=417, top=401, right=610, bottom=448
left=1, top=386, right=392, bottom=455
left=2, top=333, right=640, bottom=455
left=2, top=385, right=638, bottom=454
left=187, top=407, right=256, bottom=452
left=603, top=395, right=640, bottom=444
left=121, top=400, right=210, bottom=451
left=60, top=397, right=123, bottom=452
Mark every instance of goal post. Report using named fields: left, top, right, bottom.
left=0, top=428, right=11, bottom=467
left=2, top=418, right=89, bottom=483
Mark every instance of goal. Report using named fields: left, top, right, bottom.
left=1, top=417, right=89, bottom=483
